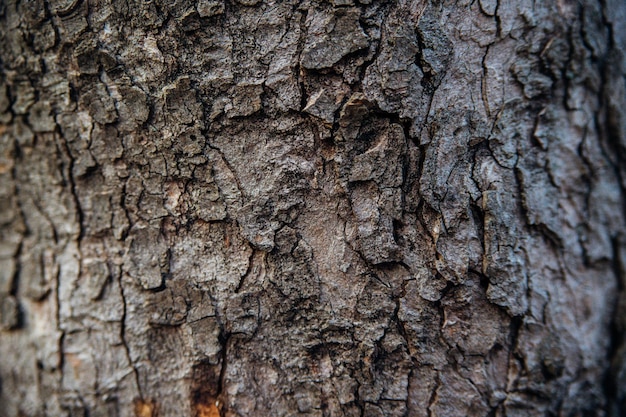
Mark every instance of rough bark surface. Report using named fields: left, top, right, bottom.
left=0, top=0, right=625, bottom=416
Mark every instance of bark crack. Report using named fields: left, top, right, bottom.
left=119, top=276, right=144, bottom=400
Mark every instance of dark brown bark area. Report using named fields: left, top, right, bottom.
left=0, top=0, right=625, bottom=416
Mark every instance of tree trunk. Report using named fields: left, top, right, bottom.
left=1, top=0, right=625, bottom=416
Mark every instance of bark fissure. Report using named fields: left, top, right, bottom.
left=119, top=276, right=143, bottom=401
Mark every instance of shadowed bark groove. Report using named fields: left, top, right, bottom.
left=0, top=0, right=625, bottom=416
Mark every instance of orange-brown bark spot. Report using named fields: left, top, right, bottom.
left=134, top=399, right=156, bottom=417
left=191, top=361, right=222, bottom=417
left=195, top=399, right=221, bottom=417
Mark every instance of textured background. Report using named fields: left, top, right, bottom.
left=0, top=0, right=625, bottom=416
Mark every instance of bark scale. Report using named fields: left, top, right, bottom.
left=0, top=0, right=625, bottom=416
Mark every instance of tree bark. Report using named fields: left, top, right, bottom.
left=0, top=0, right=625, bottom=416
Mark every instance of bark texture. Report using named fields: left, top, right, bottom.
left=0, top=0, right=625, bottom=416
